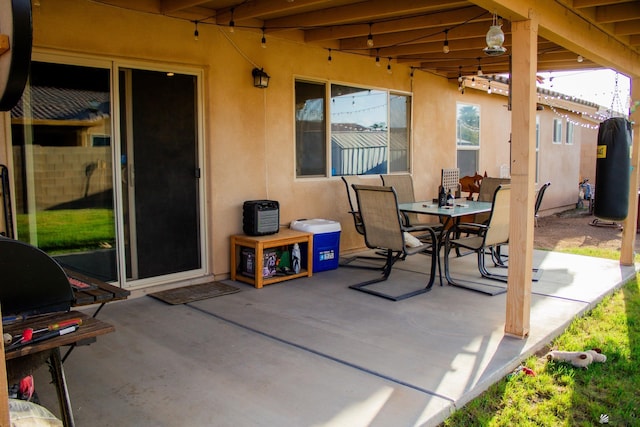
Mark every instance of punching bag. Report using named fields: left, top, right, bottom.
left=594, top=117, right=632, bottom=221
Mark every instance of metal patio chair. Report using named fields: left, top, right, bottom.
left=349, top=184, right=438, bottom=301
left=380, top=174, right=443, bottom=232
left=443, top=184, right=511, bottom=295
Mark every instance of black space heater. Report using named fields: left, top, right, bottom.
left=243, top=200, right=279, bottom=236
left=0, top=236, right=74, bottom=318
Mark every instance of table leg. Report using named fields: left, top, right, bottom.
left=49, top=347, right=75, bottom=427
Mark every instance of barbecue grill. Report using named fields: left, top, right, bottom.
left=0, top=236, right=74, bottom=319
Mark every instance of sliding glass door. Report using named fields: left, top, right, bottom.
left=10, top=58, right=205, bottom=287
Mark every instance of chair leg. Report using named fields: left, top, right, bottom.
left=477, top=249, right=508, bottom=282
left=349, top=248, right=436, bottom=301
left=443, top=240, right=507, bottom=295
left=340, top=253, right=386, bottom=270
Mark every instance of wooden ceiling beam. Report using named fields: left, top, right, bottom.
left=614, top=19, right=640, bottom=34
left=595, top=2, right=640, bottom=22
left=339, top=21, right=502, bottom=50
left=304, top=6, right=490, bottom=42
left=160, top=0, right=209, bottom=14
left=573, top=0, right=631, bottom=6
left=215, top=0, right=332, bottom=24
left=263, top=0, right=468, bottom=30
left=472, top=0, right=640, bottom=77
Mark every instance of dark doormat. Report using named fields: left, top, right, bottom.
left=148, top=281, right=240, bottom=305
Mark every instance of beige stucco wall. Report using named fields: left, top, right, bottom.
left=0, top=0, right=599, bottom=283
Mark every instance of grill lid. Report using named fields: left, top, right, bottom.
left=0, top=236, right=73, bottom=318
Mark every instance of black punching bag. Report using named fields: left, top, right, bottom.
left=594, top=117, right=632, bottom=221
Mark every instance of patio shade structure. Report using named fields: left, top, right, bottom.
left=91, top=0, right=639, bottom=338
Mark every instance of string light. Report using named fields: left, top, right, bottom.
left=443, top=29, right=450, bottom=54
left=229, top=8, right=235, bottom=33
left=193, top=21, right=199, bottom=40
left=261, top=27, right=267, bottom=48
left=367, top=23, right=374, bottom=47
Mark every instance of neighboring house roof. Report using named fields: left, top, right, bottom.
left=331, top=131, right=389, bottom=149
left=11, top=86, right=110, bottom=122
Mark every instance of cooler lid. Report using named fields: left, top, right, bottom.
left=290, top=219, right=341, bottom=233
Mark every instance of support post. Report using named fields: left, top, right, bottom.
left=621, top=78, right=640, bottom=265
left=505, top=15, right=538, bottom=338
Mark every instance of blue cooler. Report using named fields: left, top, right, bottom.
left=290, top=219, right=341, bottom=272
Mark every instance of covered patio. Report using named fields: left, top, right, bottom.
left=34, top=248, right=637, bottom=426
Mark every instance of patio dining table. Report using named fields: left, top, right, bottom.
left=398, top=200, right=493, bottom=285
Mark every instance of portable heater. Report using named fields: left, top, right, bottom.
left=243, top=200, right=279, bottom=236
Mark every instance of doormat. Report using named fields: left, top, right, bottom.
left=148, top=281, right=240, bottom=305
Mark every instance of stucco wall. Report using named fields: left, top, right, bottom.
left=0, top=0, right=599, bottom=282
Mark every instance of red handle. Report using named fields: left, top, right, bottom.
left=48, top=318, right=83, bottom=331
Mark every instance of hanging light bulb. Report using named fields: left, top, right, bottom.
left=261, top=27, right=267, bottom=48
left=367, top=23, right=374, bottom=47
left=577, top=55, right=584, bottom=63
left=487, top=83, right=492, bottom=94
left=375, top=49, right=381, bottom=67
left=484, top=12, right=506, bottom=56
left=476, top=58, right=483, bottom=76
left=229, top=8, right=235, bottom=33
left=471, top=77, right=476, bottom=87
left=443, top=29, right=450, bottom=54
left=193, top=21, right=199, bottom=41
left=327, top=48, right=332, bottom=64
left=387, top=57, right=392, bottom=74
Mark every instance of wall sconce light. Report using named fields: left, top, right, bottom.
left=252, top=68, right=270, bottom=88
left=484, top=13, right=506, bottom=56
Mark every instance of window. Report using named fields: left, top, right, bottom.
left=295, top=81, right=326, bottom=177
left=295, top=80, right=411, bottom=177
left=552, top=118, right=562, bottom=144
left=456, top=103, right=480, bottom=177
left=565, top=121, right=574, bottom=145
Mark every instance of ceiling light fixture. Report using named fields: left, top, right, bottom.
left=367, top=23, right=374, bottom=47
left=443, top=29, right=450, bottom=54
left=577, top=55, right=584, bottom=63
left=484, top=12, right=506, bottom=56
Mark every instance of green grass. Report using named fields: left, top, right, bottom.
left=16, top=209, right=115, bottom=253
left=443, top=247, right=640, bottom=426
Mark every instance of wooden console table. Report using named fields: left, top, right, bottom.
left=230, top=228, right=313, bottom=288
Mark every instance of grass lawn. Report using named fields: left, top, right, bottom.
left=442, top=248, right=639, bottom=426
left=15, top=209, right=115, bottom=253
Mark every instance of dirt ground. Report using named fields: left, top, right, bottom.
left=534, top=208, right=640, bottom=251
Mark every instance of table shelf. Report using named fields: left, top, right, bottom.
left=230, top=228, right=313, bottom=288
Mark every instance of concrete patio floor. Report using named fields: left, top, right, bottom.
left=34, top=249, right=637, bottom=427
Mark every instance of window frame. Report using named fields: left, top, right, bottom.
left=455, top=102, right=481, bottom=177
left=565, top=121, right=574, bottom=145
left=294, top=77, right=412, bottom=178
left=552, top=118, right=563, bottom=144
